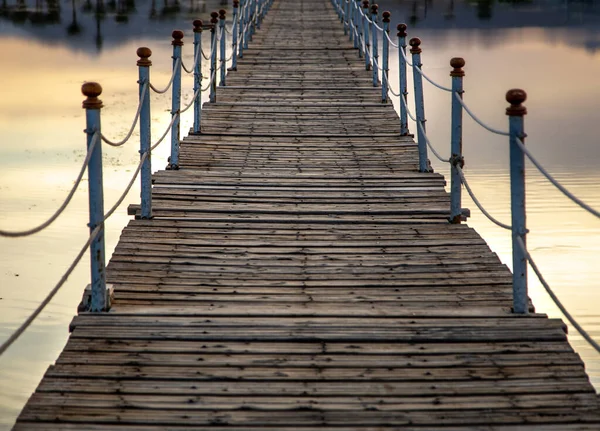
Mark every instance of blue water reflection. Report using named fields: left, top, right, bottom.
left=0, top=0, right=599, bottom=428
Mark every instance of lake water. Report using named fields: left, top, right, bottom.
left=0, top=0, right=599, bottom=428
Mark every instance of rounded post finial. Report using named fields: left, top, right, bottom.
left=362, top=0, right=368, bottom=7
left=219, top=9, right=226, bottom=19
left=397, top=23, right=407, bottom=37
left=409, top=37, right=421, bottom=54
left=82, top=82, right=103, bottom=109
left=172, top=30, right=184, bottom=46
left=233, top=0, right=239, bottom=7
left=370, top=4, right=378, bottom=14
left=210, top=11, right=219, bottom=24
left=382, top=11, right=390, bottom=23
left=450, top=57, right=465, bottom=77
left=193, top=19, right=203, bottom=32
left=506, top=89, right=527, bottom=116
left=137, top=47, right=152, bottom=67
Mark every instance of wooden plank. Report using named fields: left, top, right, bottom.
left=14, top=0, right=600, bottom=428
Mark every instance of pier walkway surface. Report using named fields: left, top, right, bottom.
left=14, top=0, right=600, bottom=429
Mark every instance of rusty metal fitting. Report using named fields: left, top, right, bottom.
left=171, top=30, right=184, bottom=46
left=193, top=19, right=203, bottom=32
left=397, top=23, right=407, bottom=37
left=82, top=82, right=103, bottom=109
left=370, top=4, right=378, bottom=14
left=382, top=11, right=390, bottom=23
left=450, top=57, right=465, bottom=77
left=219, top=9, right=226, bottom=19
left=450, top=154, right=465, bottom=169
left=137, top=47, right=152, bottom=67
left=362, top=0, right=369, bottom=8
left=409, top=37, right=421, bottom=54
left=210, top=11, right=219, bottom=24
left=233, top=0, right=239, bottom=7
left=506, top=89, right=527, bottom=116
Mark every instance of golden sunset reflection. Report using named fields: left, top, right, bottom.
left=1, top=1, right=600, bottom=428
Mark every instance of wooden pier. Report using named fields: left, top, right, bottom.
left=14, top=0, right=600, bottom=428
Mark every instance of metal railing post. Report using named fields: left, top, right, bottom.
left=449, top=57, right=465, bottom=224
left=239, top=0, right=245, bottom=58
left=231, top=1, right=239, bottom=70
left=210, top=12, right=218, bottom=102
left=370, top=4, right=379, bottom=86
left=193, top=20, right=203, bottom=133
left=256, top=0, right=262, bottom=29
left=82, top=82, right=107, bottom=312
left=397, top=23, right=408, bottom=135
left=349, top=0, right=354, bottom=42
left=344, top=0, right=349, bottom=35
left=249, top=0, right=256, bottom=39
left=363, top=0, right=370, bottom=70
left=507, top=89, right=528, bottom=314
left=137, top=48, right=152, bottom=219
left=410, top=37, right=430, bottom=172
left=168, top=30, right=183, bottom=170
left=219, top=9, right=227, bottom=86
left=381, top=11, right=390, bottom=102
left=355, top=0, right=362, bottom=57
left=243, top=3, right=249, bottom=50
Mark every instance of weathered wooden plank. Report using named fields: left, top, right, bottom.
left=14, top=0, right=600, bottom=427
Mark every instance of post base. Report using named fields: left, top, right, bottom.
left=77, top=284, right=114, bottom=314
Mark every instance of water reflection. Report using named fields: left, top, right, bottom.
left=1, top=0, right=600, bottom=428
left=0, top=0, right=217, bottom=51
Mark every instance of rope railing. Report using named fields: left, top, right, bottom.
left=457, top=165, right=512, bottom=230
left=151, top=113, right=179, bottom=152
left=149, top=58, right=181, bottom=94
left=181, top=42, right=201, bottom=74
left=516, top=237, right=600, bottom=354
left=416, top=120, right=450, bottom=163
left=335, top=2, right=600, bottom=353
left=0, top=132, right=99, bottom=238
left=515, top=137, right=600, bottom=218
left=455, top=93, right=510, bottom=136
left=0, top=225, right=102, bottom=356
left=0, top=0, right=278, bottom=355
left=103, top=152, right=148, bottom=221
left=101, top=83, right=148, bottom=147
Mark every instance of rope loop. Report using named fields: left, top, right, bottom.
left=0, top=224, right=102, bottom=356
left=457, top=165, right=512, bottom=230
left=516, top=237, right=600, bottom=354
left=0, top=132, right=99, bottom=238
left=149, top=58, right=181, bottom=94
left=515, top=137, right=600, bottom=218
left=101, top=82, right=149, bottom=147
left=456, top=92, right=510, bottom=136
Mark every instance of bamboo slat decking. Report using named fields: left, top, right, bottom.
left=14, top=0, right=600, bottom=429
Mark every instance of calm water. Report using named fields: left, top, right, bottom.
left=0, top=0, right=599, bottom=427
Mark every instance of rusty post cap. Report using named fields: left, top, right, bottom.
left=382, top=11, right=390, bottom=22
left=397, top=23, right=407, bottom=37
left=362, top=0, right=369, bottom=8
left=506, top=89, right=527, bottom=116
left=219, top=9, right=226, bottom=19
left=450, top=57, right=465, bottom=77
left=211, top=11, right=219, bottom=24
left=193, top=19, right=203, bottom=32
left=371, top=4, right=378, bottom=14
left=82, top=82, right=103, bottom=109
left=233, top=0, right=239, bottom=7
left=172, top=30, right=184, bottom=46
left=409, top=37, right=421, bottom=54
left=137, top=47, right=152, bottom=67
